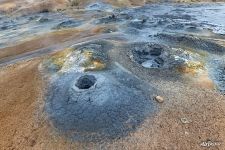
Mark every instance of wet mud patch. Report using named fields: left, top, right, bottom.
left=128, top=42, right=191, bottom=69
left=42, top=40, right=157, bottom=142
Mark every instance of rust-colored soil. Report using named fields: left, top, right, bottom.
left=0, top=59, right=45, bottom=150
left=0, top=59, right=74, bottom=150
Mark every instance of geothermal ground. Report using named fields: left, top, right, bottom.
left=1, top=1, right=225, bottom=150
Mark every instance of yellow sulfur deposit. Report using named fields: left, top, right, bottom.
left=81, top=50, right=106, bottom=71
left=178, top=61, right=204, bottom=75
left=50, top=48, right=73, bottom=69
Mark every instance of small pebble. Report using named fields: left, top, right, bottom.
left=154, top=96, right=164, bottom=103
left=180, top=117, right=192, bottom=124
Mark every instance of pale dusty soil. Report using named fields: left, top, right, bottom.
left=0, top=57, right=225, bottom=149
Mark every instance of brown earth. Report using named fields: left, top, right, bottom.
left=0, top=58, right=81, bottom=150
left=0, top=58, right=46, bottom=150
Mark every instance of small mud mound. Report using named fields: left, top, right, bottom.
left=129, top=42, right=188, bottom=69
left=156, top=33, right=225, bottom=54
left=45, top=69, right=155, bottom=142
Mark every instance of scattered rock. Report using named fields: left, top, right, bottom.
left=180, top=117, right=192, bottom=124
left=154, top=96, right=164, bottom=103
